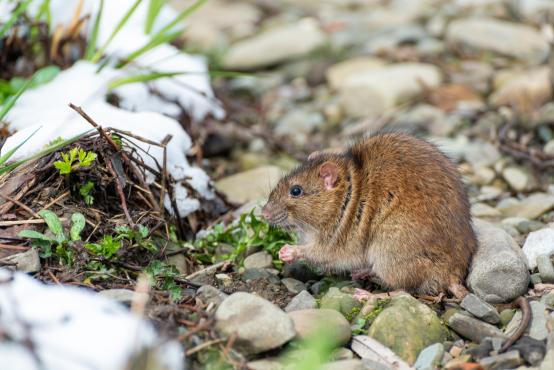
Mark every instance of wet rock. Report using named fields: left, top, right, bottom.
left=502, top=166, right=537, bottom=192
left=490, top=67, right=552, bottom=116
left=98, top=289, right=147, bottom=305
left=338, top=63, right=442, bottom=118
left=367, top=294, right=448, bottom=364
left=447, top=312, right=507, bottom=343
left=446, top=18, right=550, bottom=65
left=320, top=287, right=361, bottom=317
left=0, top=249, right=40, bottom=273
left=244, top=251, right=273, bottom=270
left=460, top=293, right=500, bottom=324
left=468, top=219, right=530, bottom=303
left=479, top=350, right=522, bottom=370
left=196, top=285, right=228, bottom=307
left=537, top=254, right=554, bottom=283
left=414, top=343, right=444, bottom=370
left=281, top=278, right=306, bottom=294
left=497, top=193, right=554, bottom=219
left=215, top=165, right=282, bottom=204
left=222, top=19, right=326, bottom=70
left=215, top=292, right=295, bottom=355
left=320, top=359, right=364, bottom=370
left=523, top=228, right=554, bottom=269
left=326, top=57, right=385, bottom=90
left=288, top=309, right=351, bottom=347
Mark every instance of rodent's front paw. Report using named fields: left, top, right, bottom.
left=353, top=288, right=373, bottom=302
left=279, top=245, right=298, bottom=263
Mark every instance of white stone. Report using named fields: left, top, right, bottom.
left=502, top=166, right=536, bottom=192
left=338, top=63, right=442, bottom=118
left=222, top=18, right=326, bottom=70
left=446, top=17, right=550, bottom=65
left=215, top=165, right=283, bottom=204
left=497, top=193, right=554, bottom=219
left=472, top=203, right=502, bottom=218
left=326, top=57, right=385, bottom=90
left=523, top=228, right=554, bottom=269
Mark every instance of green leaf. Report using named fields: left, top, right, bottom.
left=38, top=210, right=65, bottom=242
left=18, top=230, right=52, bottom=241
left=145, top=0, right=165, bottom=34
left=122, top=29, right=181, bottom=66
left=0, top=79, right=31, bottom=122
left=79, top=181, right=95, bottom=205
left=152, top=0, right=206, bottom=41
left=53, top=160, right=72, bottom=175
left=85, top=0, right=104, bottom=60
left=31, top=66, right=60, bottom=86
left=36, top=0, right=52, bottom=24
left=0, top=0, right=34, bottom=39
left=91, top=0, right=143, bottom=63
left=80, top=151, right=97, bottom=167
left=0, top=126, right=40, bottom=166
left=70, top=213, right=86, bottom=241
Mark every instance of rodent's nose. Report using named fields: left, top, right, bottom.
left=261, top=204, right=272, bottom=221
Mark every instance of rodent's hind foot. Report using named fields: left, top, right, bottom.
left=279, top=244, right=299, bottom=263
left=448, top=282, right=469, bottom=301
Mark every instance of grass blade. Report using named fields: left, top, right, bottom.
left=91, top=0, right=143, bottom=64
left=0, top=0, right=34, bottom=39
left=0, top=126, right=40, bottom=166
left=36, top=0, right=52, bottom=25
left=0, top=79, right=31, bottom=121
left=85, top=0, right=104, bottom=60
left=145, top=0, right=165, bottom=34
left=153, top=0, right=206, bottom=39
left=0, top=130, right=92, bottom=175
left=121, top=29, right=181, bottom=66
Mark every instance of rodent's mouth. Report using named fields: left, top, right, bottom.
left=268, top=212, right=288, bottom=227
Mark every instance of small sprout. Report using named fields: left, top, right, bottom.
left=85, top=235, right=121, bottom=259
left=79, top=181, right=95, bottom=205
left=54, top=147, right=97, bottom=175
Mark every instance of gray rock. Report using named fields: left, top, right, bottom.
left=215, top=165, right=282, bottom=204
left=319, top=287, right=361, bottom=317
left=460, top=293, right=500, bottom=324
left=367, top=294, right=447, bottom=364
left=414, top=343, right=444, bottom=370
left=222, top=19, right=326, bottom=70
left=502, top=217, right=544, bottom=234
left=243, top=251, right=273, bottom=269
left=98, top=289, right=147, bottom=305
left=364, top=25, right=427, bottom=55
left=320, top=359, right=365, bottom=370
left=537, top=254, right=554, bottom=283
left=275, top=109, right=324, bottom=144
left=351, top=335, right=412, bottom=370
left=196, top=285, right=228, bottom=307
left=497, top=193, right=554, bottom=220
left=523, top=228, right=554, bottom=269
left=215, top=273, right=233, bottom=287
left=0, top=249, right=40, bottom=273
left=330, top=347, right=355, bottom=361
left=326, top=57, right=385, bottom=90
left=502, top=166, right=537, bottom=192
left=447, top=312, right=507, bottom=343
left=468, top=219, right=530, bottom=303
left=529, top=301, right=548, bottom=341
left=541, top=291, right=554, bottom=309
left=215, top=292, right=295, bottom=355
left=282, top=261, right=321, bottom=282
left=338, top=63, right=442, bottom=118
left=446, top=18, right=550, bottom=65
left=288, top=309, right=351, bottom=347
left=541, top=333, right=554, bottom=370
left=531, top=273, right=543, bottom=285
left=479, top=350, right=523, bottom=370
left=281, top=278, right=306, bottom=294
left=241, top=268, right=279, bottom=284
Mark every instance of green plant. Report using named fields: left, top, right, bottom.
left=0, top=66, right=60, bottom=112
left=79, top=180, right=95, bottom=205
left=282, top=326, right=336, bottom=370
left=85, top=235, right=121, bottom=259
left=19, top=211, right=86, bottom=266
left=114, top=225, right=157, bottom=252
left=53, top=147, right=97, bottom=175
left=350, top=298, right=390, bottom=335
left=84, top=0, right=104, bottom=60
left=145, top=260, right=182, bottom=301
left=193, top=209, right=296, bottom=266
left=0, top=0, right=34, bottom=39
left=145, top=0, right=165, bottom=34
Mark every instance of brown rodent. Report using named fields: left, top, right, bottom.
left=262, top=132, right=476, bottom=296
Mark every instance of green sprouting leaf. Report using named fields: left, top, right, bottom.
left=80, top=151, right=97, bottom=167
left=122, top=29, right=181, bottom=66
left=138, top=225, right=149, bottom=238
left=31, top=66, right=60, bottom=86
left=53, top=160, right=72, bottom=175
left=85, top=235, right=121, bottom=259
left=91, top=0, right=143, bottom=63
left=79, top=181, right=95, bottom=205
left=85, top=0, right=104, bottom=60
left=38, top=210, right=65, bottom=242
left=34, top=239, right=52, bottom=258
left=70, top=213, right=86, bottom=241
left=36, top=0, right=52, bottom=24
left=108, top=71, right=185, bottom=90
left=0, top=79, right=31, bottom=122
left=18, top=229, right=52, bottom=241
left=0, top=0, right=34, bottom=39
left=153, top=0, right=206, bottom=41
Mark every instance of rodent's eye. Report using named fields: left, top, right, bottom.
left=289, top=185, right=303, bottom=197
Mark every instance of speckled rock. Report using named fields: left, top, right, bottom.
left=288, top=309, right=351, bottom=347
left=367, top=294, right=448, bottom=364
left=215, top=292, right=295, bottom=354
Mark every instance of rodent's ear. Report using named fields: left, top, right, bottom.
left=319, top=162, right=339, bottom=190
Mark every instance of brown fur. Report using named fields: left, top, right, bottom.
left=263, top=133, right=477, bottom=295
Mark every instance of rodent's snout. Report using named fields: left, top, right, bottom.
left=261, top=203, right=273, bottom=221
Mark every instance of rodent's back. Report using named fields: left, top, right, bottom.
left=344, top=133, right=476, bottom=293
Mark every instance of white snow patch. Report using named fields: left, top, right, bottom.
left=0, top=269, right=183, bottom=370
left=2, top=61, right=214, bottom=216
